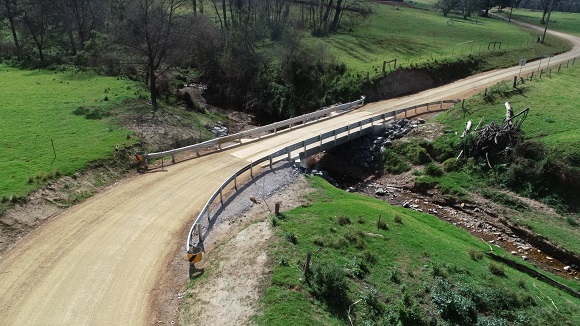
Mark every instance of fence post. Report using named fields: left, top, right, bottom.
left=573, top=57, right=576, bottom=65
left=530, top=72, right=534, bottom=81
left=440, top=101, right=443, bottom=110
left=558, top=64, right=561, bottom=72
left=513, top=76, right=517, bottom=88
left=172, top=154, right=175, bottom=164
left=540, top=69, right=543, bottom=78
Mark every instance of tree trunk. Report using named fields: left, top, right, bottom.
left=222, top=0, right=228, bottom=28
left=329, top=0, right=342, bottom=32
left=149, top=63, right=158, bottom=110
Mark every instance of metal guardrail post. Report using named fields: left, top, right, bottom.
left=347, top=125, right=350, bottom=140
left=287, top=147, right=291, bottom=161
left=302, top=140, right=306, bottom=153
left=219, top=188, right=223, bottom=204
left=207, top=207, right=211, bottom=222
left=197, top=224, right=202, bottom=243
left=440, top=101, right=443, bottom=110
left=269, top=155, right=273, bottom=169
left=319, top=135, right=322, bottom=148
left=250, top=161, right=254, bottom=178
left=234, top=174, right=237, bottom=190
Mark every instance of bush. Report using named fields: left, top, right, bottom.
left=430, top=135, right=460, bottom=162
left=396, top=142, right=432, bottom=165
left=443, top=157, right=458, bottom=172
left=383, top=149, right=411, bottom=174
left=413, top=176, right=438, bottom=192
left=393, top=214, right=403, bottom=224
left=285, top=232, right=298, bottom=245
left=566, top=216, right=579, bottom=227
left=431, top=277, right=477, bottom=325
left=337, top=215, right=351, bottom=226
left=309, top=260, right=349, bottom=307
left=488, top=262, right=506, bottom=277
left=424, top=163, right=444, bottom=176
left=468, top=248, right=484, bottom=260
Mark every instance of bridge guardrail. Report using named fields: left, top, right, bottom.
left=186, top=99, right=460, bottom=252
left=145, top=97, right=366, bottom=161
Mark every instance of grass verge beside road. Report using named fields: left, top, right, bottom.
left=0, top=65, right=140, bottom=203
left=255, top=177, right=580, bottom=325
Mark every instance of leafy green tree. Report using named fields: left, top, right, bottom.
left=116, top=0, right=195, bottom=109
left=435, top=0, right=460, bottom=16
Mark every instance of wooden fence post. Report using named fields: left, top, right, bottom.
left=304, top=252, right=312, bottom=279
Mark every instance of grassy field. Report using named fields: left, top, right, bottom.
left=0, top=65, right=142, bottom=202
left=254, top=177, right=580, bottom=325
left=440, top=62, right=580, bottom=161
left=499, top=9, right=580, bottom=37
left=428, top=61, right=580, bottom=250
left=302, top=3, right=570, bottom=76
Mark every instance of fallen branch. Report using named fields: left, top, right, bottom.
left=533, top=283, right=559, bottom=311
left=348, top=299, right=362, bottom=326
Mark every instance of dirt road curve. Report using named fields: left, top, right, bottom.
left=1, top=22, right=579, bottom=325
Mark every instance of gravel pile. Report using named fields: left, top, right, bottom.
left=194, top=161, right=302, bottom=247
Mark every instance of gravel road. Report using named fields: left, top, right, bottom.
left=0, top=20, right=578, bottom=325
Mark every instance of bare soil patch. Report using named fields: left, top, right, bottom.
left=178, top=176, right=313, bottom=325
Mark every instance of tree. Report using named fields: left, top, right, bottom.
left=117, top=0, right=194, bottom=110
left=21, top=0, right=55, bottom=62
left=478, top=0, right=496, bottom=16
left=435, top=0, right=459, bottom=16
left=459, top=0, right=477, bottom=18
left=1, top=0, right=22, bottom=56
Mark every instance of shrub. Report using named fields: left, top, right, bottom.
left=566, top=216, right=579, bottom=227
left=413, top=176, right=438, bottom=192
left=397, top=142, right=432, bottom=165
left=424, top=163, right=444, bottom=177
left=309, top=260, right=349, bottom=307
left=468, top=248, right=484, bottom=260
left=344, top=256, right=369, bottom=279
left=388, top=267, right=401, bottom=284
left=431, top=277, right=477, bottom=325
left=337, top=215, right=351, bottom=226
left=443, top=157, right=458, bottom=172
left=312, top=236, right=325, bottom=247
left=430, top=135, right=460, bottom=162
left=285, top=232, right=298, bottom=245
left=488, top=262, right=506, bottom=277
left=393, top=214, right=403, bottom=224
left=377, top=215, right=389, bottom=230
left=383, top=149, right=411, bottom=174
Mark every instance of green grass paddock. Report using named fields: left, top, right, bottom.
left=0, top=65, right=141, bottom=201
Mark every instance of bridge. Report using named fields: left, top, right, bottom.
left=0, top=20, right=578, bottom=325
